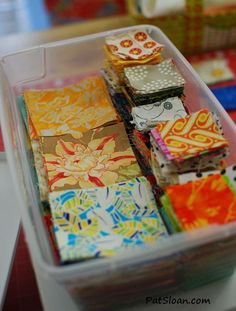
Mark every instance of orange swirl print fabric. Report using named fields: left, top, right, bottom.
left=151, top=109, right=228, bottom=162
left=166, top=174, right=236, bottom=230
left=24, top=75, right=119, bottom=138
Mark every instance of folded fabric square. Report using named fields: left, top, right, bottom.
left=24, top=75, right=119, bottom=137
left=124, top=59, right=185, bottom=95
left=164, top=174, right=236, bottom=231
left=41, top=123, right=142, bottom=192
left=211, top=85, right=236, bottom=110
left=151, top=109, right=229, bottom=163
left=49, top=176, right=168, bottom=262
left=131, top=96, right=187, bottom=132
left=105, top=29, right=163, bottom=60
left=192, top=58, right=234, bottom=85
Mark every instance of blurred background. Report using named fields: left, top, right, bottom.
left=0, top=0, right=127, bottom=36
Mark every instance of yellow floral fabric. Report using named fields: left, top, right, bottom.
left=41, top=123, right=142, bottom=192
left=24, top=75, right=119, bottom=138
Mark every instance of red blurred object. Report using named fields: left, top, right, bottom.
left=44, top=0, right=126, bottom=24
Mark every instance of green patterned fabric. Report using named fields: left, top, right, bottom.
left=49, top=176, right=168, bottom=263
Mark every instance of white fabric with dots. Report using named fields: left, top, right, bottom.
left=178, top=164, right=236, bottom=186
left=124, top=59, right=185, bottom=94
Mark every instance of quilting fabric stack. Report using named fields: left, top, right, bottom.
left=150, top=109, right=229, bottom=187
left=103, top=29, right=236, bottom=240
left=19, top=70, right=169, bottom=264
left=21, top=75, right=120, bottom=202
left=123, top=59, right=185, bottom=106
left=104, top=30, right=163, bottom=76
left=16, top=27, right=236, bottom=269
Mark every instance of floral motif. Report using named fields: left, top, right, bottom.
left=134, top=31, right=147, bottom=41
left=120, top=39, right=133, bottom=48
left=144, top=41, right=156, bottom=48
left=129, top=48, right=142, bottom=55
left=41, top=123, right=142, bottom=191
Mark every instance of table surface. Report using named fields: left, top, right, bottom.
left=1, top=15, right=236, bottom=311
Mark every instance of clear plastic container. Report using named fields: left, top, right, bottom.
left=1, top=25, right=236, bottom=311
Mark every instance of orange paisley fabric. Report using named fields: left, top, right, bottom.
left=155, top=109, right=228, bottom=161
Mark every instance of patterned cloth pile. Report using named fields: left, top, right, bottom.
left=102, top=28, right=236, bottom=236
left=18, top=28, right=236, bottom=264
left=19, top=55, right=169, bottom=263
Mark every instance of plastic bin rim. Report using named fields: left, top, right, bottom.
left=0, top=24, right=161, bottom=62
left=1, top=24, right=236, bottom=283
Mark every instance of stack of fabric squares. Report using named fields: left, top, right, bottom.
left=123, top=59, right=185, bottom=106
left=49, top=176, right=168, bottom=263
left=18, top=67, right=171, bottom=264
left=160, top=174, right=236, bottom=233
left=150, top=109, right=229, bottom=187
left=21, top=75, right=120, bottom=201
left=39, top=120, right=169, bottom=262
left=17, top=27, right=236, bottom=268
left=104, top=29, right=163, bottom=76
